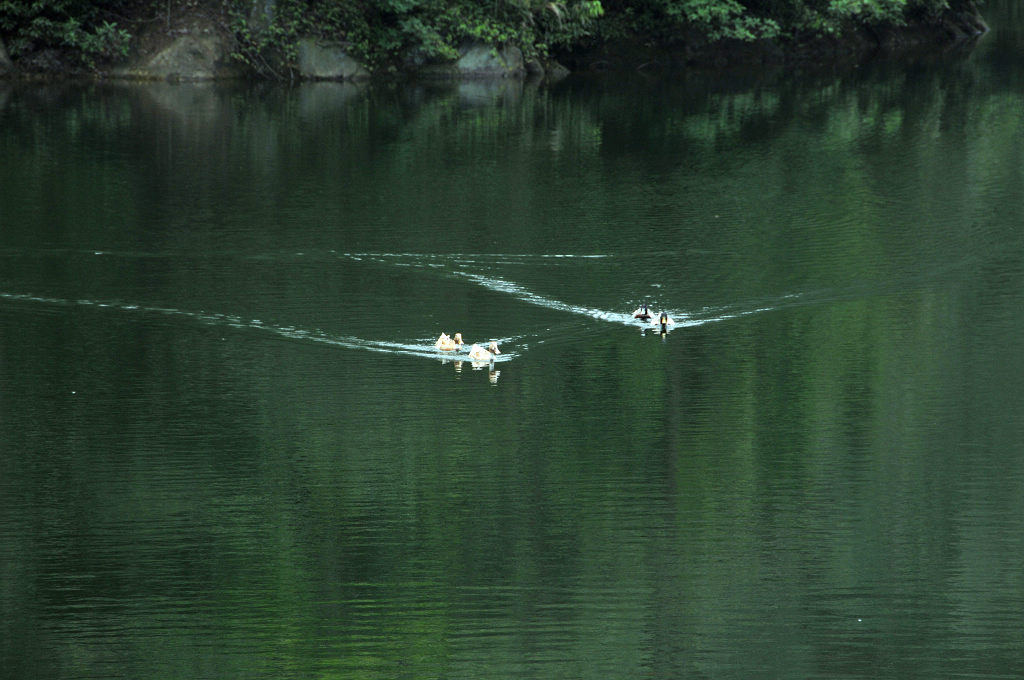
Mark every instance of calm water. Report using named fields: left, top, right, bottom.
left=3, top=4, right=1024, bottom=678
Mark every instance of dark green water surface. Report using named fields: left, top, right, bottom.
left=3, top=5, right=1024, bottom=679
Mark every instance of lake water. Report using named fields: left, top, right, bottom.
left=3, top=4, right=1024, bottom=678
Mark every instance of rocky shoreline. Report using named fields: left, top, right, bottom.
left=0, top=4, right=988, bottom=83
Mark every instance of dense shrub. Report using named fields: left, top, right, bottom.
left=0, top=0, right=130, bottom=64
left=0, top=0, right=980, bottom=74
left=226, top=0, right=604, bottom=75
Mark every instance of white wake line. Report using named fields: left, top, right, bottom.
left=329, top=253, right=799, bottom=329
left=0, top=248, right=610, bottom=263
left=335, top=251, right=609, bottom=260
left=0, top=292, right=514, bottom=364
left=449, top=270, right=796, bottom=329
left=453, top=271, right=636, bottom=323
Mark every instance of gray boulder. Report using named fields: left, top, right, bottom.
left=115, top=28, right=234, bottom=81
left=419, top=43, right=525, bottom=79
left=545, top=60, right=571, bottom=81
left=456, top=44, right=524, bottom=78
left=296, top=38, right=369, bottom=80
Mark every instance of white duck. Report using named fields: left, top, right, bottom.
left=651, top=312, right=675, bottom=329
left=435, top=332, right=464, bottom=351
left=468, top=341, right=501, bottom=361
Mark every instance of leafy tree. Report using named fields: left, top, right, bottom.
left=226, top=0, right=605, bottom=76
left=0, top=0, right=130, bottom=64
left=0, top=0, right=984, bottom=75
left=663, top=0, right=781, bottom=40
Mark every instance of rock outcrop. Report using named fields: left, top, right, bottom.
left=419, top=43, right=525, bottom=79
left=295, top=38, right=369, bottom=80
left=114, top=21, right=237, bottom=81
left=0, top=0, right=991, bottom=82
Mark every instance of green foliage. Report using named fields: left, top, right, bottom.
left=223, top=0, right=607, bottom=75
left=63, top=18, right=132, bottom=58
left=0, top=0, right=130, bottom=65
left=227, top=1, right=309, bottom=78
left=599, top=0, right=967, bottom=42
left=0, top=0, right=980, bottom=75
left=828, top=0, right=908, bottom=24
left=664, top=0, right=781, bottom=40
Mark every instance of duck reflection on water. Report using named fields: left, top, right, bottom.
left=438, top=357, right=501, bottom=384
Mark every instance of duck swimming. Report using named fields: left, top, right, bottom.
left=435, top=332, right=464, bottom=351
left=632, top=303, right=653, bottom=320
left=468, top=341, right=500, bottom=361
left=653, top=312, right=675, bottom=332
